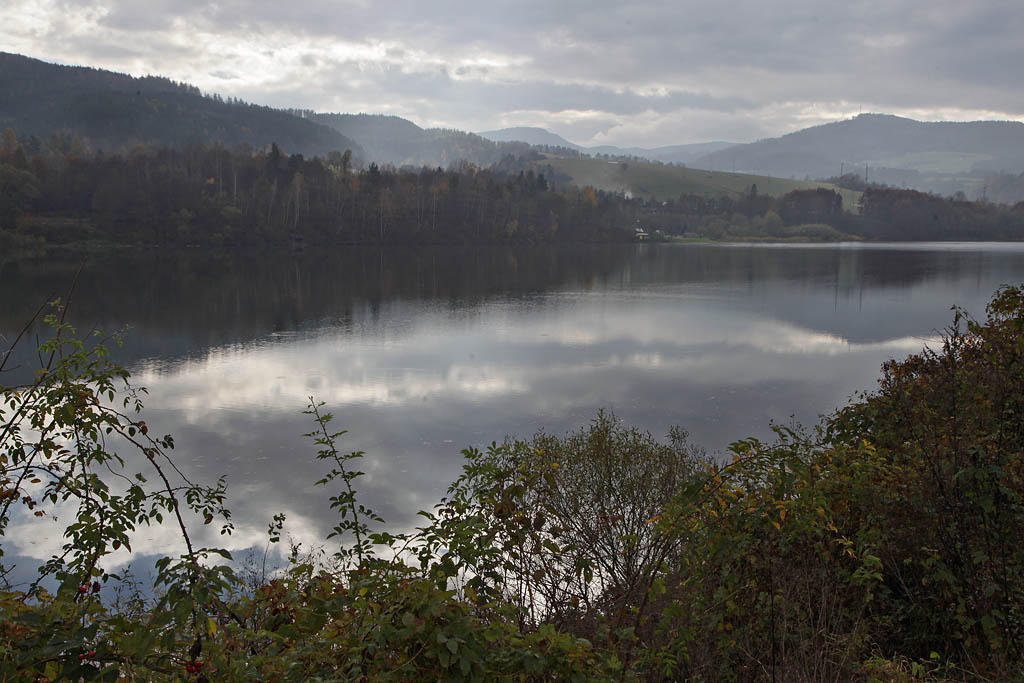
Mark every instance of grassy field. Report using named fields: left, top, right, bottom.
left=544, top=155, right=862, bottom=211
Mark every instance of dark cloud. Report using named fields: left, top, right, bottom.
left=7, top=0, right=1023, bottom=145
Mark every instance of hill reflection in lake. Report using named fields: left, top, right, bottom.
left=3, top=242, right=1024, bottom=572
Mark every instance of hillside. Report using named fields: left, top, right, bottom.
left=479, top=126, right=581, bottom=149
left=692, top=113, right=1024, bottom=200
left=0, top=52, right=362, bottom=157
left=479, top=127, right=735, bottom=164
left=316, top=113, right=530, bottom=167
left=543, top=154, right=861, bottom=207
left=586, top=140, right=736, bottom=164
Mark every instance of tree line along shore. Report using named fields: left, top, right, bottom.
left=3, top=130, right=1024, bottom=251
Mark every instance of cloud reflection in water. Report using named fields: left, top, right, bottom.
left=4, top=243, right=1024, bottom=571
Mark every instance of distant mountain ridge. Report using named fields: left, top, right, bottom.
left=315, top=113, right=530, bottom=168
left=0, top=52, right=362, bottom=157
left=691, top=113, right=1024, bottom=199
left=588, top=141, right=736, bottom=164
left=478, top=127, right=583, bottom=150
left=478, top=127, right=735, bottom=164
left=7, top=52, right=1024, bottom=202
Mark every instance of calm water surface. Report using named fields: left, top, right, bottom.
left=3, top=242, right=1024, bottom=574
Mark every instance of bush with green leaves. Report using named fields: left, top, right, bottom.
left=1, top=300, right=236, bottom=680
left=0, top=302, right=608, bottom=681
left=2, top=285, right=1024, bottom=680
left=398, top=287, right=1024, bottom=680
left=825, top=286, right=1024, bottom=671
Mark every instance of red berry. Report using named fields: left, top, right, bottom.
left=79, top=653, right=85, bottom=660
left=88, top=650, right=95, bottom=658
left=195, top=661, right=203, bottom=668
left=77, top=585, right=88, bottom=594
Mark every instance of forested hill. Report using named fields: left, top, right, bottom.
left=0, top=52, right=363, bottom=158
left=478, top=126, right=582, bottom=150
left=313, top=113, right=531, bottom=168
left=692, top=113, right=1024, bottom=200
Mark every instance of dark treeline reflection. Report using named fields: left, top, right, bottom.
left=4, top=243, right=1024, bottom=377
left=1, top=246, right=628, bottom=363
left=4, top=242, right=1024, bottom=583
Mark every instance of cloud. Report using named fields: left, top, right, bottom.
left=3, top=0, right=1023, bottom=145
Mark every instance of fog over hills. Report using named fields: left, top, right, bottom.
left=691, top=114, right=1024, bottom=199
left=478, top=127, right=583, bottom=150
left=587, top=141, right=737, bottom=164
left=314, top=113, right=530, bottom=168
left=479, top=127, right=736, bottom=164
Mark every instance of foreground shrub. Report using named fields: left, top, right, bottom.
left=2, top=285, right=1023, bottom=680
left=417, top=286, right=1024, bottom=680
left=827, top=286, right=1024, bottom=671
left=0, top=306, right=607, bottom=680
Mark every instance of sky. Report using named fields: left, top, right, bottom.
left=5, top=0, right=1023, bottom=147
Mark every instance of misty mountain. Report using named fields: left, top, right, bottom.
left=0, top=52, right=362, bottom=157
left=587, top=141, right=736, bottom=164
left=479, top=127, right=734, bottom=164
left=478, top=127, right=583, bottom=150
left=691, top=114, right=1024, bottom=199
left=315, top=113, right=531, bottom=168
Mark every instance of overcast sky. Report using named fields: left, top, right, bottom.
left=5, top=0, right=1023, bottom=147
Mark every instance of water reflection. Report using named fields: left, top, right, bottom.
left=3, top=243, right=1024, bottom=574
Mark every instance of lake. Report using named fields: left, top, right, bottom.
left=3, top=242, right=1024, bottom=575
